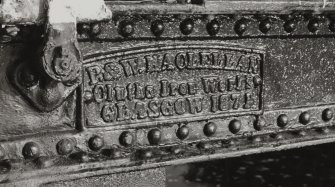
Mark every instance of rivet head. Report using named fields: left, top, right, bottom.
left=253, top=76, right=262, bottom=87
left=203, top=122, right=217, bottom=137
left=259, top=19, right=271, bottom=33
left=180, top=18, right=194, bottom=35
left=322, top=108, right=333, bottom=121
left=254, top=117, right=266, bottom=131
left=151, top=20, right=165, bottom=37
left=88, top=135, right=104, bottom=151
left=234, top=19, right=248, bottom=35
left=90, top=23, right=101, bottom=37
left=148, top=129, right=161, bottom=145
left=56, top=139, right=74, bottom=155
left=177, top=125, right=189, bottom=140
left=206, top=19, right=220, bottom=36
left=119, top=20, right=134, bottom=38
left=197, top=142, right=211, bottom=149
left=229, top=119, right=242, bottom=134
left=308, top=19, right=319, bottom=33
left=284, top=20, right=296, bottom=33
left=277, top=114, right=289, bottom=127
left=299, top=111, right=311, bottom=125
left=22, top=142, right=40, bottom=159
left=119, top=131, right=134, bottom=147
left=140, top=150, right=153, bottom=159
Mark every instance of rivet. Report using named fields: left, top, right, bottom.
left=259, top=19, right=271, bottom=34
left=140, top=150, right=153, bottom=159
left=22, top=142, right=40, bottom=159
left=253, top=76, right=262, bottom=87
left=297, top=130, right=306, bottom=136
left=329, top=21, right=335, bottom=32
left=234, top=19, right=248, bottom=36
left=203, top=122, right=217, bottom=137
left=252, top=136, right=262, bottom=143
left=229, top=119, right=242, bottom=134
left=277, top=114, right=289, bottom=127
left=56, top=139, right=74, bottom=155
left=151, top=20, right=165, bottom=37
left=90, top=23, right=101, bottom=37
left=254, top=117, right=266, bottom=131
left=197, top=142, right=211, bottom=149
left=319, top=127, right=330, bottom=134
left=284, top=20, right=296, bottom=33
left=118, top=20, right=135, bottom=38
left=148, top=129, right=162, bottom=145
left=119, top=131, right=134, bottom=147
left=18, top=65, right=38, bottom=88
left=170, top=147, right=183, bottom=155
left=299, top=111, right=311, bottom=125
left=70, top=152, right=89, bottom=163
left=322, top=108, right=333, bottom=121
left=88, top=135, right=104, bottom=151
left=308, top=19, right=320, bottom=33
left=206, top=19, right=220, bottom=36
left=180, top=18, right=194, bottom=35
left=102, top=148, right=121, bottom=158
left=177, top=125, right=189, bottom=140
left=35, top=156, right=54, bottom=168
left=270, top=133, right=283, bottom=140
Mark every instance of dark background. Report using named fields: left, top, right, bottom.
left=166, top=143, right=335, bottom=187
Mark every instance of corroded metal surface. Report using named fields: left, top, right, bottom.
left=1, top=0, right=335, bottom=186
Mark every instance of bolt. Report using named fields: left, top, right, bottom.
left=299, top=112, right=311, bottom=125
left=203, top=122, right=217, bottom=137
left=119, top=131, right=134, bottom=147
left=277, top=114, right=289, bottom=127
left=234, top=19, right=248, bottom=36
left=88, top=135, right=104, bottom=151
left=229, top=119, right=242, bottom=134
left=322, top=108, right=333, bottom=121
left=259, top=19, right=271, bottom=34
left=254, top=117, right=266, bottom=131
left=119, top=20, right=135, bottom=38
left=177, top=125, right=189, bottom=140
left=56, top=139, right=74, bottom=155
left=206, top=19, right=220, bottom=36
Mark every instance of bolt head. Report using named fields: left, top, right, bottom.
left=180, top=18, right=194, bottom=35
left=284, top=21, right=296, bottom=33
left=229, top=119, right=242, bottom=134
left=259, top=20, right=271, bottom=33
left=119, top=20, right=134, bottom=38
left=203, top=122, right=217, bottom=137
left=254, top=117, right=266, bottom=131
left=88, top=136, right=104, bottom=151
left=151, top=20, right=165, bottom=37
left=207, top=19, right=220, bottom=36
left=322, top=108, right=333, bottom=121
left=277, top=114, right=289, bottom=127
left=299, top=111, right=311, bottom=125
left=253, top=76, right=262, bottom=87
left=119, top=131, right=134, bottom=147
left=148, top=129, right=162, bottom=145
left=22, top=142, right=40, bottom=159
left=57, top=139, right=74, bottom=155
left=177, top=126, right=189, bottom=140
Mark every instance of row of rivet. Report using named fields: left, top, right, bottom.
left=277, top=108, right=333, bottom=128
left=78, top=16, right=335, bottom=38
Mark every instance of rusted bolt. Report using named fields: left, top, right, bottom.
left=151, top=20, right=165, bottom=37
left=119, top=131, right=134, bottom=147
left=206, top=19, right=220, bottom=36
left=177, top=125, right=189, bottom=140
left=22, top=142, right=40, bottom=159
left=118, top=20, right=135, bottom=38
left=203, top=122, right=217, bottom=137
left=229, top=119, right=242, bottom=134
left=180, top=18, right=194, bottom=35
left=148, top=129, right=161, bottom=145
left=277, top=114, right=289, bottom=127
left=57, top=139, right=75, bottom=155
left=88, top=135, right=104, bottom=151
